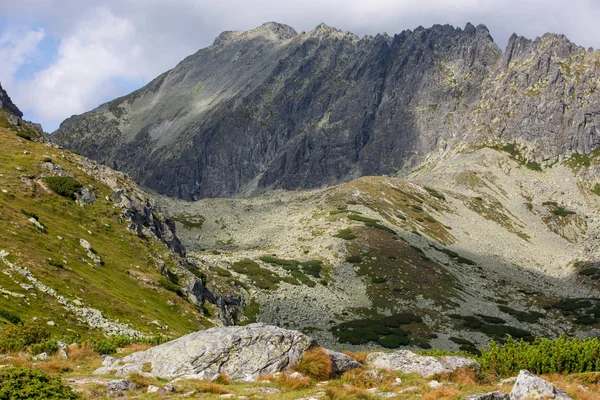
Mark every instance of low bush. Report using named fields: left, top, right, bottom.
left=479, top=336, right=600, bottom=376
left=43, top=176, right=82, bottom=199
left=0, top=323, right=51, bottom=353
left=29, top=340, right=59, bottom=355
left=0, top=309, right=21, bottom=325
left=334, top=229, right=357, bottom=240
left=158, top=277, right=183, bottom=296
left=20, top=209, right=39, bottom=220
left=0, top=367, right=81, bottom=399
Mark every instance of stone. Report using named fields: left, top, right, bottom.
left=326, top=349, right=363, bottom=374
left=93, top=323, right=315, bottom=381
left=29, top=218, right=45, bottom=233
left=366, top=350, right=480, bottom=378
left=509, top=370, right=572, bottom=400
left=105, top=379, right=133, bottom=396
left=465, top=392, right=510, bottom=400
left=35, top=352, right=48, bottom=360
left=76, top=186, right=96, bottom=207
left=147, top=385, right=159, bottom=393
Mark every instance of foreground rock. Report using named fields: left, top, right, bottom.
left=365, top=350, right=480, bottom=378
left=94, top=323, right=316, bottom=381
left=466, top=392, right=509, bottom=400
left=510, top=370, right=572, bottom=400
left=326, top=349, right=363, bottom=374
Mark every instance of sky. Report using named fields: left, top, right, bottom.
left=1, top=0, right=600, bottom=132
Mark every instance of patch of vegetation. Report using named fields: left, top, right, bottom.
left=231, top=259, right=281, bottom=290
left=564, top=146, right=600, bottom=171
left=449, top=337, right=479, bottom=354
left=450, top=314, right=535, bottom=343
left=158, top=277, right=183, bottom=297
left=525, top=161, right=542, bottom=171
left=333, top=229, right=357, bottom=240
left=347, top=214, right=380, bottom=224
left=43, top=176, right=82, bottom=199
left=492, top=142, right=543, bottom=171
left=295, top=347, right=333, bottom=380
left=424, top=186, right=446, bottom=200
left=0, top=309, right=21, bottom=325
left=0, top=323, right=51, bottom=353
left=171, top=214, right=205, bottom=230
left=47, top=259, right=64, bottom=268
left=0, top=366, right=81, bottom=399
left=211, top=267, right=232, bottom=277
left=331, top=313, right=422, bottom=348
left=552, top=206, right=576, bottom=217
left=498, top=305, right=544, bottom=323
left=20, top=209, right=39, bottom=220
left=345, top=255, right=362, bottom=263
left=479, top=336, right=600, bottom=376
left=258, top=256, right=323, bottom=279
left=592, top=183, right=600, bottom=196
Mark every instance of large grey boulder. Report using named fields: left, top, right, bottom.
left=365, top=350, right=480, bottom=378
left=509, top=370, right=572, bottom=400
left=94, top=323, right=316, bottom=381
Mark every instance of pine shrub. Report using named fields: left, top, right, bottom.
left=44, top=176, right=82, bottom=199
left=0, top=366, right=80, bottom=399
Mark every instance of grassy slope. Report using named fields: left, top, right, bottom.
left=0, top=113, right=211, bottom=340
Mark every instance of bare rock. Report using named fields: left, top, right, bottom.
left=509, top=370, right=572, bottom=400
left=93, top=323, right=315, bottom=381
left=326, top=349, right=363, bottom=374
left=366, top=350, right=480, bottom=378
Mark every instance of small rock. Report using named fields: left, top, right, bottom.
left=428, top=380, right=442, bottom=389
left=377, top=393, right=398, bottom=398
left=510, top=370, right=572, bottom=400
left=23, top=151, right=30, bottom=155
left=288, top=371, right=305, bottom=380
left=366, top=388, right=378, bottom=393
left=326, top=349, right=363, bottom=374
left=182, top=392, right=195, bottom=397
left=162, top=384, right=176, bottom=393
left=399, top=386, right=420, bottom=393
left=105, top=379, right=133, bottom=396
left=218, top=395, right=236, bottom=399
left=35, top=352, right=48, bottom=360
left=47, top=321, right=55, bottom=326
left=59, top=348, right=68, bottom=360
left=498, top=377, right=517, bottom=386
left=147, top=385, right=159, bottom=393
left=29, top=218, right=45, bottom=233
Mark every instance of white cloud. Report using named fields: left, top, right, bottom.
left=15, top=7, right=145, bottom=122
left=0, top=27, right=45, bottom=91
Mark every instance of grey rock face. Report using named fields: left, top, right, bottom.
left=510, top=370, right=572, bottom=400
left=53, top=22, right=600, bottom=200
left=93, top=323, right=316, bottom=381
left=365, top=350, right=480, bottom=377
left=105, top=379, right=134, bottom=396
left=0, top=83, right=23, bottom=118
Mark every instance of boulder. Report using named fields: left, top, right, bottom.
left=105, top=379, right=133, bottom=396
left=510, top=370, right=571, bottom=400
left=365, top=350, right=480, bottom=378
left=94, top=323, right=315, bottom=381
left=326, top=350, right=363, bottom=374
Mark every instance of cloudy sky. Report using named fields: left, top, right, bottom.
left=1, top=0, right=599, bottom=132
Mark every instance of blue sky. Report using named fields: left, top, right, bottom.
left=1, top=0, right=600, bottom=132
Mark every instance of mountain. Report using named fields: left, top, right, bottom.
left=54, top=22, right=600, bottom=200
left=0, top=106, right=255, bottom=340
left=0, top=83, right=23, bottom=118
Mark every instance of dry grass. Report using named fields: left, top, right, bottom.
left=343, top=350, right=369, bottom=365
left=447, top=366, right=479, bottom=386
left=72, top=382, right=107, bottom=399
left=295, top=347, right=332, bottom=380
left=198, top=383, right=232, bottom=394
left=278, top=373, right=313, bottom=391
left=212, top=372, right=232, bottom=385
left=541, top=373, right=600, bottom=400
left=67, top=343, right=98, bottom=362
left=127, top=372, right=155, bottom=388
left=37, top=359, right=71, bottom=374
left=341, top=369, right=382, bottom=389
left=422, top=386, right=463, bottom=400
left=120, top=343, right=151, bottom=355
left=325, top=386, right=376, bottom=399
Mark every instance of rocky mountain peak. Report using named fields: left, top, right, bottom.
left=213, top=21, right=297, bottom=46
left=0, top=83, right=23, bottom=118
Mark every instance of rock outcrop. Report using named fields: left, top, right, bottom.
left=365, top=350, right=481, bottom=377
left=0, top=83, right=23, bottom=118
left=53, top=22, right=600, bottom=200
left=94, top=323, right=317, bottom=381
left=509, top=370, right=572, bottom=400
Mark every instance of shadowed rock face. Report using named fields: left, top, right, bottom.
left=53, top=22, right=600, bottom=200
left=0, top=83, right=23, bottom=118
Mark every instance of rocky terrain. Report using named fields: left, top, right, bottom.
left=54, top=22, right=600, bottom=201
left=156, top=142, right=600, bottom=352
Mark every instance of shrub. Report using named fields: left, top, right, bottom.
left=345, top=255, right=362, bottom=263
left=16, top=131, right=32, bottom=141
left=47, top=259, right=64, bottom=268
left=0, top=309, right=21, bottom=325
left=295, top=347, right=332, bottom=380
left=552, top=207, right=576, bottom=217
left=158, top=277, right=183, bottom=296
left=20, top=209, right=39, bottom=220
left=425, top=186, right=446, bottom=200
left=0, top=323, right=50, bottom=353
left=29, top=340, right=59, bottom=355
left=92, top=340, right=117, bottom=355
left=44, top=176, right=82, bottom=199
left=0, top=366, right=80, bottom=399
left=479, top=336, right=600, bottom=376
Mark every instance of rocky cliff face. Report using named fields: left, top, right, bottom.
left=0, top=83, right=23, bottom=118
left=53, top=22, right=600, bottom=200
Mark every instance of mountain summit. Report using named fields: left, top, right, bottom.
left=53, top=22, right=600, bottom=200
